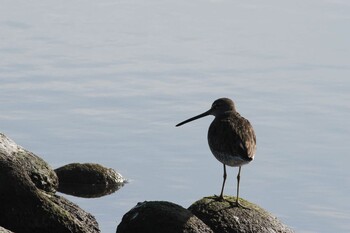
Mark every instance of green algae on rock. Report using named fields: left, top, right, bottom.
left=188, top=196, right=294, bottom=233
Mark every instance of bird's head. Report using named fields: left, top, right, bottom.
left=176, top=98, right=236, bottom=127
left=210, top=98, right=236, bottom=117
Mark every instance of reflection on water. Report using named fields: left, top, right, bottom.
left=58, top=183, right=125, bottom=198
left=1, top=0, right=350, bottom=232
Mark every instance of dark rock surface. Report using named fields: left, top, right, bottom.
left=55, top=163, right=126, bottom=198
left=188, top=196, right=294, bottom=233
left=117, top=201, right=214, bottom=233
left=0, top=133, right=100, bottom=233
left=0, top=133, right=58, bottom=192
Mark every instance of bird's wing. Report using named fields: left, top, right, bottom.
left=221, top=117, right=256, bottom=159
left=234, top=117, right=256, bottom=159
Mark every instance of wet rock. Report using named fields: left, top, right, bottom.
left=55, top=163, right=126, bottom=198
left=117, top=201, right=214, bottom=233
left=0, top=133, right=100, bottom=233
left=0, top=133, right=58, bottom=192
left=188, top=196, right=294, bottom=233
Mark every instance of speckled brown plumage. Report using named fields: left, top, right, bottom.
left=208, top=111, right=256, bottom=167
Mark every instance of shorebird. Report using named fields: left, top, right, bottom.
left=176, top=98, right=256, bottom=206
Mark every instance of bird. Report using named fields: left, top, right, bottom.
left=176, top=98, right=256, bottom=207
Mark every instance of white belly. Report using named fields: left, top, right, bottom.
left=211, top=151, right=254, bottom=167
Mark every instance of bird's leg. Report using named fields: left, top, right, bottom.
left=236, top=166, right=241, bottom=205
left=235, top=166, right=248, bottom=208
left=218, top=164, right=227, bottom=200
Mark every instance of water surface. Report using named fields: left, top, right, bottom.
left=1, top=1, right=350, bottom=232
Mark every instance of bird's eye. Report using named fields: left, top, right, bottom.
left=213, top=103, right=220, bottom=109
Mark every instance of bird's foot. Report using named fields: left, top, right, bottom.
left=234, top=200, right=250, bottom=209
left=214, top=194, right=225, bottom=201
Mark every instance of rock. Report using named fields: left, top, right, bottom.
left=0, top=226, right=15, bottom=233
left=0, top=133, right=58, bottom=192
left=0, top=133, right=100, bottom=233
left=188, top=196, right=294, bottom=233
left=117, top=201, right=214, bottom=233
left=55, top=163, right=126, bottom=198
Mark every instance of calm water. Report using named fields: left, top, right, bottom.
left=1, top=1, right=350, bottom=232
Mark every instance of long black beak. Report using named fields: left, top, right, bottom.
left=176, top=109, right=212, bottom=127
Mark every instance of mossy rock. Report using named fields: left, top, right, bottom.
left=0, top=133, right=58, bottom=192
left=117, top=201, right=214, bottom=233
left=0, top=133, right=100, bottom=233
left=188, top=196, right=294, bottom=233
left=55, top=163, right=126, bottom=197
